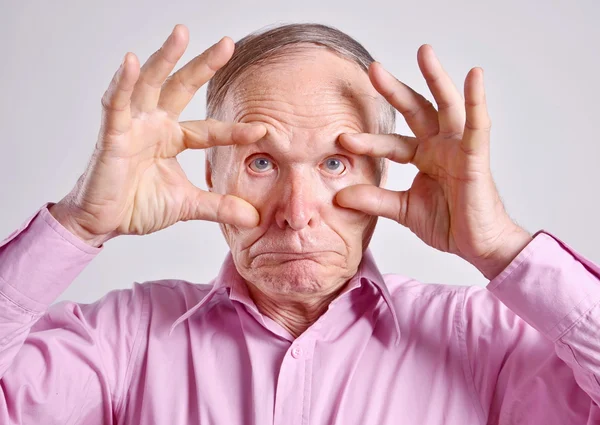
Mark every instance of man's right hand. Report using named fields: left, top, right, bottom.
left=49, top=24, right=266, bottom=248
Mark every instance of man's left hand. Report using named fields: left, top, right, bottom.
left=336, top=44, right=532, bottom=280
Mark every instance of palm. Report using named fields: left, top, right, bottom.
left=71, top=111, right=187, bottom=238
left=94, top=114, right=190, bottom=236
left=404, top=135, right=503, bottom=260
left=54, top=25, right=265, bottom=246
left=337, top=44, right=516, bottom=267
left=127, top=155, right=192, bottom=235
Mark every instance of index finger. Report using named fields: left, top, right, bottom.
left=158, top=36, right=235, bottom=117
left=177, top=119, right=267, bottom=153
left=339, top=133, right=419, bottom=165
left=369, top=62, right=440, bottom=140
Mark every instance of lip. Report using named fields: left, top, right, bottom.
left=254, top=251, right=331, bottom=257
left=251, top=251, right=335, bottom=262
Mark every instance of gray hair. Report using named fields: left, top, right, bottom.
left=205, top=23, right=395, bottom=171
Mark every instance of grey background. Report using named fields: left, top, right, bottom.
left=0, top=0, right=598, bottom=304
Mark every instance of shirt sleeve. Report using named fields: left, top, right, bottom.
left=0, top=204, right=147, bottom=424
left=461, top=231, right=600, bottom=424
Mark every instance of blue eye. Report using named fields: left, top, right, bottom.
left=322, top=157, right=346, bottom=175
left=249, top=157, right=274, bottom=173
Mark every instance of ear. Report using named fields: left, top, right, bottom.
left=205, top=154, right=213, bottom=192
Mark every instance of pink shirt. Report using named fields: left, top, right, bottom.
left=1, top=203, right=600, bottom=424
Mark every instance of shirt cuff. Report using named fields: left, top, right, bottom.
left=0, top=203, right=101, bottom=312
left=487, top=230, right=600, bottom=341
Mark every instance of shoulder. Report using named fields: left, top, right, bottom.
left=45, top=279, right=215, bottom=331
left=383, top=273, right=471, bottom=306
left=122, top=278, right=216, bottom=320
left=382, top=274, right=515, bottom=325
left=382, top=274, right=536, bottom=346
left=384, top=273, right=505, bottom=304
left=137, top=278, right=214, bottom=302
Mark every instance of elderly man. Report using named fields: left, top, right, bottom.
left=0, top=23, right=599, bottom=424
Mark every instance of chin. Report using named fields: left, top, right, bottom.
left=243, top=257, right=349, bottom=295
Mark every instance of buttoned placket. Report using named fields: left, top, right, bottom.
left=228, top=290, right=323, bottom=425
left=198, top=255, right=401, bottom=424
left=273, top=330, right=319, bottom=425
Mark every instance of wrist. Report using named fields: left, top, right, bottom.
left=473, top=225, right=533, bottom=280
left=48, top=203, right=111, bottom=248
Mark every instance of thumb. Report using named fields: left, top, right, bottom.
left=182, top=184, right=260, bottom=228
left=335, top=184, right=409, bottom=226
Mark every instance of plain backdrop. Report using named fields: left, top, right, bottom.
left=0, top=0, right=598, bottom=304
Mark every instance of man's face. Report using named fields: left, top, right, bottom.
left=207, top=46, right=385, bottom=298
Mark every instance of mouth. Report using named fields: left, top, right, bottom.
left=251, top=251, right=334, bottom=265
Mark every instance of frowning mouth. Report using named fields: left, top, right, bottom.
left=251, top=251, right=335, bottom=264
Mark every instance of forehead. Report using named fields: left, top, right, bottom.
left=220, top=46, right=382, bottom=137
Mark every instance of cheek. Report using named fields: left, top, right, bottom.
left=220, top=160, right=377, bottom=236
left=325, top=165, right=378, bottom=240
left=320, top=176, right=376, bottom=240
left=214, top=160, right=272, bottom=210
left=242, top=172, right=343, bottom=215
left=326, top=200, right=373, bottom=237
left=238, top=176, right=275, bottom=206
left=236, top=168, right=377, bottom=220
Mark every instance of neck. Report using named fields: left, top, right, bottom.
left=246, top=282, right=347, bottom=338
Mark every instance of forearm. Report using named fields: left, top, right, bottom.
left=487, top=231, right=600, bottom=402
left=0, top=204, right=100, bottom=375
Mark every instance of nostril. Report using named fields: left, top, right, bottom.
left=275, top=178, right=318, bottom=230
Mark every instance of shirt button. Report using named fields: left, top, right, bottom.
left=291, top=346, right=303, bottom=359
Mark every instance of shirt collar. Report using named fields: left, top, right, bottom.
left=352, top=249, right=402, bottom=345
left=168, top=253, right=242, bottom=336
left=170, top=249, right=402, bottom=345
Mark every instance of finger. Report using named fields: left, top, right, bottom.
left=158, top=36, right=234, bottom=117
left=368, top=61, right=439, bottom=139
left=416, top=45, right=465, bottom=137
left=99, top=52, right=140, bottom=137
left=339, top=133, right=419, bottom=165
left=183, top=187, right=260, bottom=228
left=462, top=67, right=491, bottom=153
left=177, top=119, right=267, bottom=153
left=130, top=24, right=189, bottom=113
left=335, top=184, right=409, bottom=225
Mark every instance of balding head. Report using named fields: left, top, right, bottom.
left=204, top=24, right=393, bottom=301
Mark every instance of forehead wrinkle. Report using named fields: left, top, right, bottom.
left=234, top=121, right=362, bottom=165
left=216, top=48, right=382, bottom=157
left=229, top=81, right=370, bottom=134
left=231, top=85, right=362, bottom=114
left=228, top=67, right=375, bottom=121
left=234, top=107, right=366, bottom=133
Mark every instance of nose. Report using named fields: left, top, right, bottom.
left=275, top=170, right=318, bottom=230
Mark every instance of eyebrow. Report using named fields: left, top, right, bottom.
left=236, top=132, right=360, bottom=162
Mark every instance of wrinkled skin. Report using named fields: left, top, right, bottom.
left=207, top=48, right=386, bottom=335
